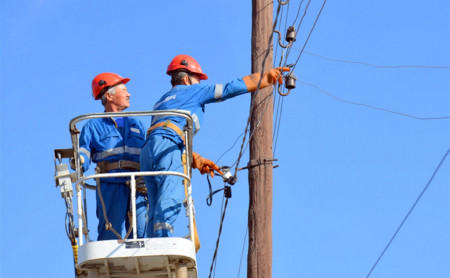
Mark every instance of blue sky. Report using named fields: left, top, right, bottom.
left=1, top=1, right=449, bottom=277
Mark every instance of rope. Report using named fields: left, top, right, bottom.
left=95, top=171, right=124, bottom=240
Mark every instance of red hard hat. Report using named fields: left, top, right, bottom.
left=92, top=72, right=130, bottom=100
left=166, top=54, right=208, bottom=80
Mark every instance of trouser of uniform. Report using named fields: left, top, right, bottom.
left=96, top=181, right=148, bottom=240
left=140, top=135, right=184, bottom=237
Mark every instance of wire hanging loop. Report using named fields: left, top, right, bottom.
left=278, top=73, right=297, bottom=96
left=278, top=0, right=290, bottom=5
left=274, top=25, right=297, bottom=49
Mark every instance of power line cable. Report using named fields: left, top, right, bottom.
left=291, top=0, right=327, bottom=73
left=296, top=0, right=311, bottom=37
left=365, top=147, right=450, bottom=278
left=272, top=2, right=296, bottom=154
left=303, top=51, right=450, bottom=69
left=236, top=227, right=248, bottom=278
left=273, top=93, right=282, bottom=139
left=273, top=95, right=285, bottom=156
left=210, top=2, right=302, bottom=270
left=215, top=131, right=245, bottom=165
left=232, top=90, right=276, bottom=170
left=280, top=0, right=308, bottom=65
left=300, top=80, right=450, bottom=120
left=208, top=195, right=230, bottom=278
left=215, top=88, right=275, bottom=172
left=210, top=101, right=272, bottom=275
left=292, top=0, right=305, bottom=26
left=233, top=1, right=284, bottom=175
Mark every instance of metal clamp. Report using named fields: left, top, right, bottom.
left=245, top=158, right=278, bottom=169
left=221, top=166, right=237, bottom=185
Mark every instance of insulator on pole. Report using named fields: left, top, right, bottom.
left=285, top=26, right=296, bottom=43
left=278, top=73, right=297, bottom=96
left=285, top=73, right=296, bottom=90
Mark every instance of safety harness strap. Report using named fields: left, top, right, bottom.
left=96, top=160, right=140, bottom=173
left=146, top=120, right=185, bottom=143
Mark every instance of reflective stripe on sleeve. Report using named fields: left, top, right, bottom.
left=154, top=222, right=174, bottom=233
left=214, top=84, right=224, bottom=99
left=79, top=147, right=91, bottom=160
left=191, top=113, right=200, bottom=134
left=130, top=127, right=141, bottom=134
left=94, top=146, right=141, bottom=160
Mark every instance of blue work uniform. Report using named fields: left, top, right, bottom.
left=140, top=78, right=248, bottom=237
left=79, top=116, right=148, bottom=240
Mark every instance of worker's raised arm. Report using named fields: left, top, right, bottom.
left=243, top=67, right=290, bottom=92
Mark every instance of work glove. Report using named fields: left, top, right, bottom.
left=192, top=152, right=223, bottom=177
left=70, top=156, right=85, bottom=170
left=243, top=67, right=291, bottom=92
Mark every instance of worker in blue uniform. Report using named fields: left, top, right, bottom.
left=141, top=54, right=290, bottom=237
left=76, top=72, right=148, bottom=240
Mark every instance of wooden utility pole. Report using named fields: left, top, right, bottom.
left=248, top=0, right=273, bottom=278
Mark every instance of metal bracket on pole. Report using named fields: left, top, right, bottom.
left=243, top=158, right=279, bottom=170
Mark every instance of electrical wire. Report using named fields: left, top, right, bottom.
left=365, top=147, right=450, bottom=278
left=233, top=1, right=284, bottom=176
left=214, top=93, right=277, bottom=168
left=216, top=0, right=289, bottom=174
left=208, top=195, right=230, bottom=278
left=292, top=0, right=305, bottom=26
left=273, top=1, right=327, bottom=156
left=232, top=90, right=277, bottom=170
left=300, top=80, right=450, bottom=120
left=272, top=5, right=292, bottom=155
left=211, top=0, right=323, bottom=271
left=279, top=0, right=308, bottom=67
left=218, top=87, right=275, bottom=174
left=271, top=4, right=284, bottom=151
left=303, top=51, right=450, bottom=69
left=236, top=227, right=249, bottom=278
left=214, top=131, right=245, bottom=165
left=296, top=0, right=312, bottom=37
left=273, top=95, right=285, bottom=156
left=209, top=3, right=288, bottom=272
left=290, top=0, right=327, bottom=73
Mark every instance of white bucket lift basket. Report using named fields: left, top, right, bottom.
left=54, top=110, right=198, bottom=278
